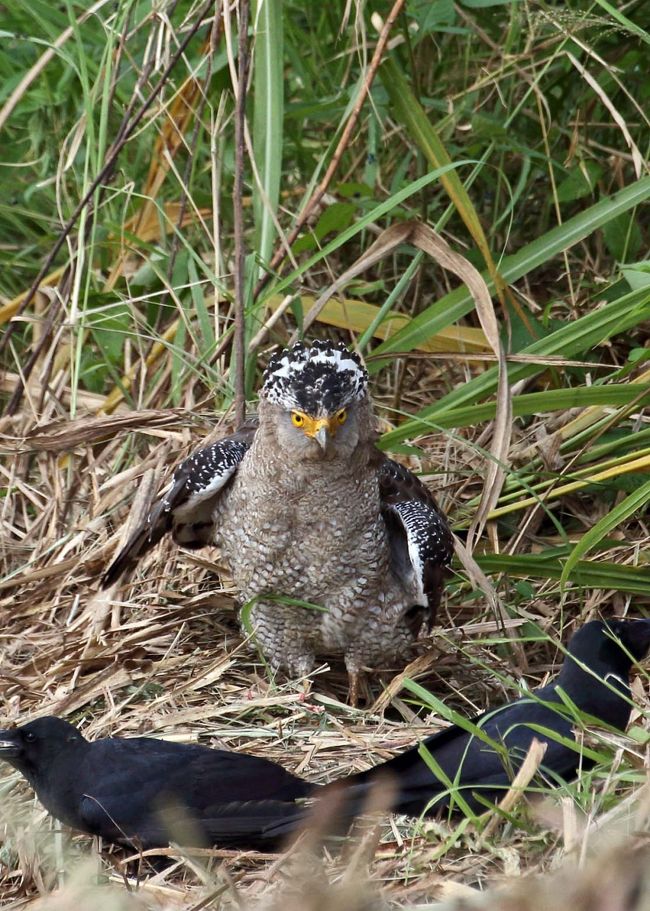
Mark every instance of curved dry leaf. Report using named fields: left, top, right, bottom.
left=292, top=222, right=414, bottom=340
left=296, top=220, right=511, bottom=552
left=408, top=223, right=512, bottom=550
left=24, top=410, right=185, bottom=452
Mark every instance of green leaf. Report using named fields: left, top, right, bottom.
left=293, top=202, right=356, bottom=253
left=603, top=213, right=642, bottom=261
left=314, top=201, right=356, bottom=236
left=371, top=175, right=650, bottom=363
left=556, top=162, right=602, bottom=203
left=560, top=478, right=650, bottom=586
left=627, top=726, right=650, bottom=745
left=336, top=181, right=373, bottom=199
left=409, top=0, right=456, bottom=33
left=253, top=0, right=284, bottom=271
left=621, top=261, right=650, bottom=291
left=89, top=303, right=131, bottom=365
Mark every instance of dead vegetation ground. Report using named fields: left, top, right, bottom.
left=1, top=347, right=649, bottom=909
left=1, top=1, right=650, bottom=907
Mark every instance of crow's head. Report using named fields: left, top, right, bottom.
left=0, top=716, right=86, bottom=782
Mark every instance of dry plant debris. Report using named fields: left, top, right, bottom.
left=1, top=0, right=649, bottom=907
left=1, top=384, right=649, bottom=907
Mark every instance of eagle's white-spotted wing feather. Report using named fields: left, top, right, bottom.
left=378, top=458, right=453, bottom=629
left=102, top=424, right=256, bottom=586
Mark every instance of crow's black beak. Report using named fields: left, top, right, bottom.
left=0, top=730, right=22, bottom=759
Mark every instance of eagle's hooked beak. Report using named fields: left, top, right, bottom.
left=314, top=424, right=329, bottom=450
left=306, top=416, right=337, bottom=451
left=292, top=411, right=343, bottom=450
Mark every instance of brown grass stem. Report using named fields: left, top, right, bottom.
left=252, top=0, right=407, bottom=302
left=232, top=0, right=250, bottom=425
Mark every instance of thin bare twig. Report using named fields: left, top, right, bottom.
left=232, top=0, right=250, bottom=426
left=252, top=0, right=406, bottom=302
left=0, top=0, right=115, bottom=134
left=162, top=7, right=224, bottom=324
left=2, top=0, right=216, bottom=416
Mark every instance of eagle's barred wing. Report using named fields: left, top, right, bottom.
left=102, top=424, right=256, bottom=587
left=161, top=436, right=250, bottom=522
left=378, top=458, right=454, bottom=629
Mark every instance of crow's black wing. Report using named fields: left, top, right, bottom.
left=78, top=792, right=311, bottom=850
left=349, top=685, right=582, bottom=818
left=378, top=458, right=453, bottom=630
left=102, top=421, right=257, bottom=586
left=76, top=737, right=314, bottom=850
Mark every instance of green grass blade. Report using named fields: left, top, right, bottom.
left=474, top=554, right=650, bottom=596
left=253, top=0, right=284, bottom=272
left=380, top=285, right=650, bottom=447
left=560, top=478, right=650, bottom=587
left=403, top=678, right=507, bottom=752
left=370, top=175, right=650, bottom=364
left=381, top=383, right=648, bottom=435
left=380, top=56, right=497, bottom=280
left=416, top=741, right=480, bottom=821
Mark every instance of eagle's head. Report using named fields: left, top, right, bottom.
left=260, top=341, right=371, bottom=461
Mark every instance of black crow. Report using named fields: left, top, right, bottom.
left=341, top=618, right=650, bottom=819
left=0, top=717, right=316, bottom=851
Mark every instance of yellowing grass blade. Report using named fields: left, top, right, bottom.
left=550, top=366, right=650, bottom=444
left=0, top=266, right=67, bottom=326
left=265, top=293, right=489, bottom=353
left=488, top=451, right=650, bottom=520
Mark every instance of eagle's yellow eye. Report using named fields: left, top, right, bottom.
left=336, top=409, right=347, bottom=425
left=291, top=412, right=305, bottom=427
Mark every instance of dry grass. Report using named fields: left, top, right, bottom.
left=1, top=0, right=649, bottom=906
left=1, top=347, right=649, bottom=908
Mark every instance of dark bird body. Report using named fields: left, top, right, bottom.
left=102, top=342, right=453, bottom=703
left=0, top=718, right=315, bottom=851
left=342, top=619, right=650, bottom=818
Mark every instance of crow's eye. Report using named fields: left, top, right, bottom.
left=23, top=732, right=36, bottom=743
